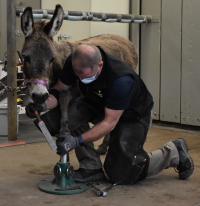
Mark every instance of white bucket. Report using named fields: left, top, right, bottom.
left=0, top=102, right=20, bottom=136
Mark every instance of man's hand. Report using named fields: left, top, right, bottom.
left=25, top=102, right=47, bottom=118
left=56, top=133, right=83, bottom=155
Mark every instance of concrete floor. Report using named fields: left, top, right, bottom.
left=0, top=125, right=200, bottom=206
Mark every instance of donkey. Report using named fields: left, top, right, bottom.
left=21, top=4, right=138, bottom=134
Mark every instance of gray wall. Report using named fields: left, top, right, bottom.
left=0, top=0, right=7, bottom=59
left=181, top=0, right=200, bottom=126
left=134, top=0, right=200, bottom=126
left=140, top=0, right=161, bottom=120
left=160, top=0, right=182, bottom=123
left=0, top=0, right=41, bottom=59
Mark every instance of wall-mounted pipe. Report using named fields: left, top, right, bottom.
left=16, top=8, right=158, bottom=24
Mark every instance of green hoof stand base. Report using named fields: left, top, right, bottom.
left=38, top=178, right=88, bottom=195
left=38, top=159, right=88, bottom=195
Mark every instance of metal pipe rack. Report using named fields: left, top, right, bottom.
left=16, top=8, right=158, bottom=24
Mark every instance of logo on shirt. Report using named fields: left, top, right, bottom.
left=94, top=90, right=103, bottom=98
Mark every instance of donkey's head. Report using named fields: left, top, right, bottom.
left=21, top=5, right=64, bottom=104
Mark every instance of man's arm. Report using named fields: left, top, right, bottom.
left=81, top=76, right=135, bottom=143
left=81, top=107, right=124, bottom=142
left=45, top=80, right=70, bottom=110
left=56, top=107, right=124, bottom=154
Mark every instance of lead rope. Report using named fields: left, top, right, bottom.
left=0, top=80, right=14, bottom=94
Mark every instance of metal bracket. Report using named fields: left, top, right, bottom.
left=57, top=34, right=71, bottom=42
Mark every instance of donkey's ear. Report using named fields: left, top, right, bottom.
left=44, top=4, right=64, bottom=37
left=21, top=7, right=34, bottom=37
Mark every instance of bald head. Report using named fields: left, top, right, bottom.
left=72, top=44, right=102, bottom=71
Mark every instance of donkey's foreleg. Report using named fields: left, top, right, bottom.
left=58, top=90, right=72, bottom=135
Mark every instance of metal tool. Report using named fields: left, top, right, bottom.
left=88, top=183, right=106, bottom=197
left=35, top=111, right=57, bottom=152
left=35, top=111, right=88, bottom=195
left=90, top=182, right=118, bottom=197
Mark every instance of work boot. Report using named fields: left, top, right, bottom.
left=72, top=168, right=105, bottom=183
left=173, top=138, right=194, bottom=180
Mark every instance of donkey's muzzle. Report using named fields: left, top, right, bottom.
left=32, top=93, right=49, bottom=104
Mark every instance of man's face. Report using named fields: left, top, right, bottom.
left=72, top=59, right=103, bottom=81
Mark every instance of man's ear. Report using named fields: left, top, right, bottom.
left=21, top=7, right=34, bottom=37
left=99, top=60, right=104, bottom=69
left=44, top=4, right=64, bottom=37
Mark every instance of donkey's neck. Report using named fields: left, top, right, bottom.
left=54, top=41, right=73, bottom=66
left=50, top=40, right=77, bottom=86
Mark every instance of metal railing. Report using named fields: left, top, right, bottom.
left=16, top=8, right=158, bottom=24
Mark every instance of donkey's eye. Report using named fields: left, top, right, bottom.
left=50, top=57, right=55, bottom=64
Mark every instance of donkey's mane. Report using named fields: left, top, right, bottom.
left=34, top=21, right=47, bottom=31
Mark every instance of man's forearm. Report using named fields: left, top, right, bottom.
left=82, top=120, right=115, bottom=142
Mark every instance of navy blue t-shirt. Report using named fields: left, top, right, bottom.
left=105, top=75, right=135, bottom=110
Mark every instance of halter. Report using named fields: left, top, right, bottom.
left=31, top=79, right=49, bottom=87
left=25, top=79, right=49, bottom=87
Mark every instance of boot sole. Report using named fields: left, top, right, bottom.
left=176, top=138, right=194, bottom=180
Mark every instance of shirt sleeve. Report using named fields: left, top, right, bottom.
left=59, top=55, right=77, bottom=86
left=105, top=75, right=135, bottom=110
